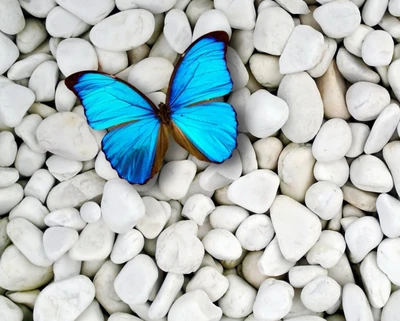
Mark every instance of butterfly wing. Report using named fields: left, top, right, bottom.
left=65, top=71, right=168, bottom=184
left=167, top=32, right=238, bottom=162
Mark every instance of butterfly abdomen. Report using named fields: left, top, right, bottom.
left=156, top=102, right=172, bottom=125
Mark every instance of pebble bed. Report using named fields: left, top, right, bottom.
left=2, top=0, right=400, bottom=320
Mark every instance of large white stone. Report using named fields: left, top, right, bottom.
left=382, top=290, right=400, bottom=321
left=362, top=0, right=388, bottom=27
left=0, top=0, right=25, bottom=35
left=342, top=284, right=374, bottom=321
left=0, top=184, right=23, bottom=215
left=55, top=0, right=114, bottom=24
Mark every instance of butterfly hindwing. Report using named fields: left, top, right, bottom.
left=167, top=31, right=233, bottom=111
left=65, top=71, right=157, bottom=130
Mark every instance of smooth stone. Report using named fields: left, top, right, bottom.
left=0, top=295, right=23, bottom=321
left=342, top=284, right=374, bottom=321
left=0, top=0, right=25, bottom=35
left=34, top=275, right=95, bottom=321
left=276, top=0, right=309, bottom=13
left=345, top=216, right=383, bottom=263
left=236, top=214, right=274, bottom=251
left=218, top=274, right=256, bottom=318
left=384, top=141, right=400, bottom=197
left=186, top=267, right=229, bottom=302
left=382, top=290, right=400, bottom=321
left=46, top=6, right=90, bottom=38
left=279, top=25, right=324, bottom=74
left=307, top=230, right=346, bottom=269
left=254, top=6, right=295, bottom=55
left=56, top=38, right=98, bottom=77
left=347, top=123, right=371, bottom=158
left=214, top=0, right=255, bottom=30
left=80, top=201, right=101, bottom=223
left=16, top=18, right=46, bottom=54
left=19, top=0, right=56, bottom=18
left=289, top=266, right=328, bottom=288
left=360, top=251, right=391, bottom=308
left=312, top=118, right=352, bottom=162
left=227, top=169, right=280, bottom=214
left=162, top=9, right=191, bottom=54
left=37, top=112, right=98, bottom=161
left=346, top=82, right=390, bottom=121
left=230, top=29, right=254, bottom=65
left=362, top=30, right=394, bottom=67
left=313, top=158, right=349, bottom=187
left=136, top=197, right=170, bottom=239
left=278, top=72, right=323, bottom=143
left=241, top=251, right=268, bottom=289
left=0, top=132, right=17, bottom=166
left=111, top=229, right=144, bottom=264
left=15, top=114, right=46, bottom=153
left=43, top=226, right=78, bottom=261
left=336, top=47, right=380, bottom=83
left=388, top=59, right=400, bottom=102
left=328, top=253, right=356, bottom=287
left=0, top=245, right=53, bottom=291
left=314, top=0, right=361, bottom=38
left=7, top=53, right=53, bottom=81
left=192, top=9, right=231, bottom=41
left=90, top=9, right=154, bottom=52
left=182, top=194, right=214, bottom=226
left=24, top=169, right=55, bottom=203
left=28, top=102, right=57, bottom=119
left=128, top=57, right=173, bottom=94
left=245, top=89, right=289, bottom=138
left=0, top=167, right=19, bottom=188
left=0, top=33, right=19, bottom=75
left=209, top=205, right=249, bottom=233
left=0, top=184, right=24, bottom=215
left=14, top=143, right=46, bottom=177
left=308, top=36, right=337, bottom=78
left=0, top=83, right=35, bottom=127
left=227, top=47, right=248, bottom=90
left=377, top=238, right=400, bottom=285
left=362, top=0, right=388, bottom=26
left=168, top=290, right=222, bottom=321
left=55, top=80, right=77, bottom=112
left=253, top=279, right=294, bottom=321
left=122, top=0, right=176, bottom=13
left=186, top=0, right=214, bottom=27
left=114, top=254, right=158, bottom=305
left=350, top=155, right=393, bottom=193
left=109, top=313, right=143, bottom=321
left=341, top=183, right=378, bottom=212
left=249, top=54, right=283, bottom=89
left=55, top=0, right=114, bottom=24
left=278, top=143, right=316, bottom=203
left=94, top=151, right=118, bottom=181
left=271, top=195, right=321, bottom=262
left=75, top=300, right=103, bottom=321
left=253, top=137, right=282, bottom=171
left=202, top=229, right=242, bottom=261
left=236, top=133, right=257, bottom=175
left=9, top=196, right=48, bottom=228
left=301, top=276, right=341, bottom=312
left=149, top=273, right=184, bottom=319
left=305, top=182, right=343, bottom=220
left=377, top=193, right=400, bottom=238
left=46, top=155, right=83, bottom=182
left=344, top=24, right=374, bottom=57
left=45, top=207, right=86, bottom=231
left=156, top=220, right=204, bottom=274
left=101, top=178, right=145, bottom=234
left=69, top=219, right=115, bottom=261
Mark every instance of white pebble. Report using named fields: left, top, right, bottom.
left=253, top=279, right=294, bottom=321
left=280, top=25, right=324, bottom=74
left=377, top=237, right=400, bottom=285
left=0, top=32, right=19, bottom=75
left=301, top=276, right=341, bottom=312
left=312, top=118, right=352, bottom=162
left=114, top=254, right=158, bottom=305
left=214, top=0, right=255, bottom=30
left=342, top=183, right=378, bottom=212
left=342, top=283, right=374, bottom=321
left=182, top=194, right=215, bottom=225
left=346, top=82, right=390, bottom=121
left=245, top=89, right=289, bottom=138
left=101, top=178, right=145, bottom=234
left=16, top=18, right=46, bottom=54
left=168, top=290, right=222, bottom=321
left=15, top=143, right=46, bottom=177
left=69, top=219, right=115, bottom=261
left=46, top=155, right=83, bottom=182
left=0, top=132, right=17, bottom=167
left=136, top=197, right=170, bottom=239
left=34, top=275, right=95, bottom=321
left=314, top=158, right=349, bottom=187
left=253, top=137, right=282, bottom=169
left=236, top=133, right=257, bottom=175
left=236, top=214, right=274, bottom=251
left=44, top=207, right=86, bottom=231
left=55, top=80, right=76, bottom=112
left=0, top=167, right=19, bottom=188
left=347, top=123, right=371, bottom=158
left=24, top=169, right=55, bottom=203
left=43, top=226, right=79, bottom=261
left=278, top=72, right=324, bottom=143
left=202, top=229, right=242, bottom=261
left=383, top=141, right=400, bottom=197
left=192, top=9, right=232, bottom=41
left=0, top=296, right=23, bottom=321
left=80, top=201, right=101, bottom=223
left=344, top=24, right=374, bottom=58
left=0, top=0, right=25, bottom=35
left=249, top=54, right=283, bottom=89
left=377, top=193, right=400, bottom=238
left=0, top=83, right=35, bottom=127
left=53, top=254, right=82, bottom=281
left=345, top=216, right=383, bottom=263
left=10, top=198, right=48, bottom=229
left=307, top=230, right=346, bottom=269
left=55, top=0, right=114, bottom=24
left=209, top=205, right=249, bottom=233
left=227, top=47, right=249, bottom=90
left=218, top=274, right=256, bottom=318
left=362, top=0, right=388, bottom=27
left=156, top=220, right=204, bottom=274
left=56, top=38, right=98, bottom=77
left=314, top=0, right=361, bottom=38
left=382, top=289, right=400, bottom=321
left=15, top=114, right=45, bottom=153
left=253, top=7, right=294, bottom=55
left=362, top=30, right=394, bottom=67
left=164, top=9, right=192, bottom=53
left=186, top=266, right=229, bottom=302
left=227, top=169, right=279, bottom=214
left=0, top=183, right=23, bottom=215
left=289, top=265, right=328, bottom=288
left=46, top=6, right=89, bottom=38
left=350, top=155, right=393, bottom=193
left=111, top=229, right=144, bottom=264
left=271, top=195, right=321, bottom=262
left=36, top=112, right=98, bottom=161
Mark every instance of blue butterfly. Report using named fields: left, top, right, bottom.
left=65, top=31, right=238, bottom=185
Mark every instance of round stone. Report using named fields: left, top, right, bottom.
left=235, top=214, right=274, bottom=251
left=111, top=229, right=144, bottom=264
left=362, top=30, right=394, bottom=67
left=202, top=229, right=242, bottom=261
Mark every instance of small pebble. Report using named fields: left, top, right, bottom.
left=182, top=194, right=215, bottom=226
left=313, top=158, right=349, bottom=187
left=235, top=214, right=274, bottom=251
left=301, top=276, right=341, bottom=312
left=361, top=30, right=394, bottom=67
left=80, top=201, right=101, bottom=223
left=202, top=229, right=242, bottom=261
left=24, top=169, right=55, bottom=203
left=44, top=207, right=87, bottom=231
left=209, top=205, right=249, bottom=233
left=43, top=226, right=79, bottom=261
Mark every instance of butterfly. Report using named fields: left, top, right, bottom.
left=65, top=31, right=238, bottom=185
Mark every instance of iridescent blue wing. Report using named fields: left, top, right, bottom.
left=65, top=71, right=168, bottom=184
left=102, top=120, right=169, bottom=185
left=65, top=71, right=157, bottom=130
left=167, top=31, right=233, bottom=111
left=170, top=102, right=237, bottom=163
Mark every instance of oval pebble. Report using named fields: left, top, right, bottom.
left=43, top=226, right=79, bottom=261
left=289, top=265, right=328, bottom=288
left=0, top=167, right=19, bottom=188
left=7, top=53, right=53, bottom=81
left=0, top=33, right=19, bottom=75
left=361, top=30, right=394, bottom=67
left=28, top=60, right=59, bottom=102
left=0, top=0, right=25, bottom=35
left=46, top=6, right=90, bottom=38
left=202, top=229, right=242, bottom=261
left=301, top=276, right=341, bottom=312
left=16, top=18, right=46, bottom=54
left=0, top=183, right=23, bottom=215
left=136, top=197, right=170, bottom=239
left=342, top=283, right=374, bottom=321
left=377, top=238, right=400, bottom=285
left=382, top=290, right=400, bottom=321
left=377, top=193, right=400, bottom=238
left=192, top=9, right=232, bottom=41
left=111, top=229, right=144, bottom=264
left=236, top=214, right=274, bottom=251
left=0, top=296, right=23, bottom=321
left=164, top=9, right=192, bottom=53
left=90, top=9, right=155, bottom=52
left=313, top=158, right=349, bottom=188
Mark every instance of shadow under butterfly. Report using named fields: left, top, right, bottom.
left=65, top=31, right=238, bottom=185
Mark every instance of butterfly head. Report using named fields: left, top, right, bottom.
left=157, top=102, right=171, bottom=125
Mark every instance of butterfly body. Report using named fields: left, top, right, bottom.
left=66, top=31, right=238, bottom=185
